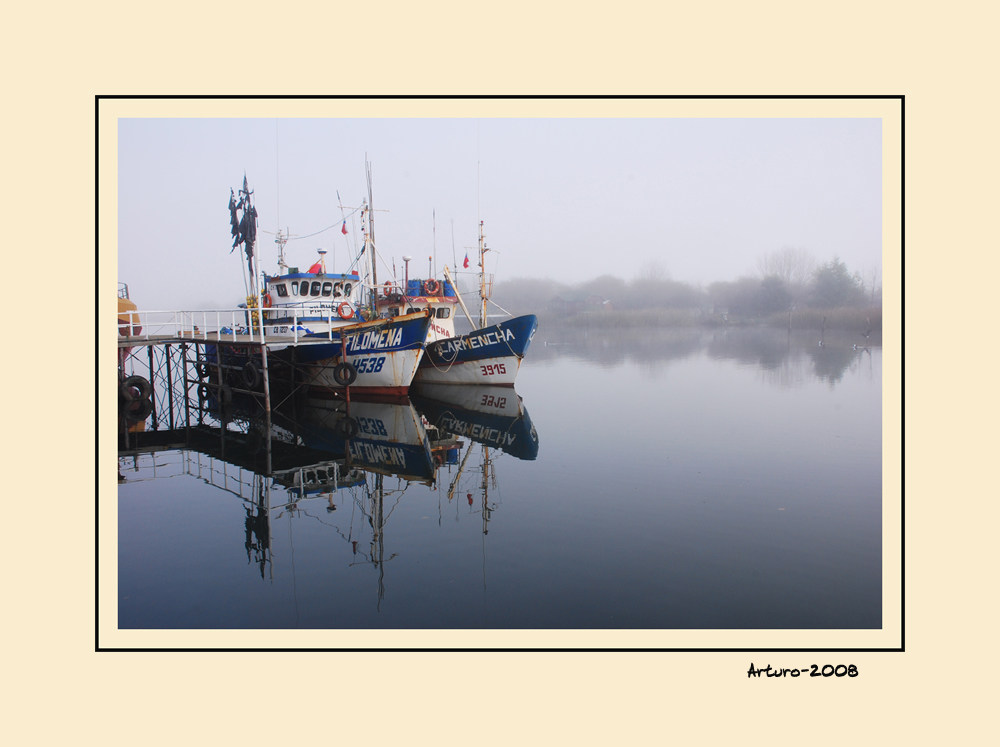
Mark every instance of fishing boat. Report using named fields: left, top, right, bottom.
left=374, top=222, right=537, bottom=386
left=214, top=175, right=432, bottom=396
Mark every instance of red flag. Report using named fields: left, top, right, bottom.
left=308, top=261, right=323, bottom=273
left=463, top=253, right=470, bottom=269
left=341, top=221, right=348, bottom=235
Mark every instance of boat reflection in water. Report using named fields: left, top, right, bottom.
left=411, top=383, right=538, bottom=462
left=119, top=382, right=537, bottom=606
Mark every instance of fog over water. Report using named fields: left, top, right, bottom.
left=117, top=117, right=882, bottom=310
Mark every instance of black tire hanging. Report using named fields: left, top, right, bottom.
left=218, top=383, right=233, bottom=405
left=195, top=361, right=210, bottom=379
left=197, top=383, right=211, bottom=401
left=334, top=416, right=359, bottom=440
left=120, top=375, right=152, bottom=402
left=123, top=396, right=153, bottom=422
left=332, top=361, right=358, bottom=387
left=242, top=360, right=261, bottom=390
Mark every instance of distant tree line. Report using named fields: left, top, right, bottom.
left=491, top=249, right=882, bottom=323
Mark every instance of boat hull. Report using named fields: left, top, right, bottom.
left=414, top=314, right=538, bottom=386
left=292, top=312, right=432, bottom=396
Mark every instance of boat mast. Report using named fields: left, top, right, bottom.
left=366, top=161, right=379, bottom=316
left=478, top=221, right=488, bottom=328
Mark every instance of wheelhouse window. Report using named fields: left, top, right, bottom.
left=436, top=307, right=451, bottom=319
left=275, top=283, right=289, bottom=298
left=310, top=281, right=321, bottom=297
left=291, top=281, right=299, bottom=296
left=321, top=282, right=333, bottom=297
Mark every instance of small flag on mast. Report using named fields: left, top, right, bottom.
left=341, top=221, right=348, bottom=235
left=463, top=252, right=470, bottom=269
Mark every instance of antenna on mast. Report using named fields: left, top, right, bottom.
left=275, top=120, right=280, bottom=231
left=274, top=229, right=288, bottom=274
left=366, top=158, right=378, bottom=314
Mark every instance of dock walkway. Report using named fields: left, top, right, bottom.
left=116, top=308, right=353, bottom=475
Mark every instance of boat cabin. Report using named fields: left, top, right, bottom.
left=377, top=278, right=459, bottom=341
left=261, top=269, right=362, bottom=322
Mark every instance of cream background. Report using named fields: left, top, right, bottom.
left=7, top=1, right=992, bottom=743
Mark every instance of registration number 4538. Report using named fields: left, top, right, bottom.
left=480, top=363, right=507, bottom=376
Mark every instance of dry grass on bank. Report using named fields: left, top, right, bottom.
left=544, top=306, right=883, bottom=330
left=767, top=307, right=882, bottom=332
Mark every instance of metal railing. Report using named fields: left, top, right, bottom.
left=117, top=307, right=357, bottom=345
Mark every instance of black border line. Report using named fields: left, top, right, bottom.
left=899, top=96, right=905, bottom=653
left=99, top=94, right=904, bottom=653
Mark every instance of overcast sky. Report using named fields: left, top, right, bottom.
left=117, top=117, right=881, bottom=310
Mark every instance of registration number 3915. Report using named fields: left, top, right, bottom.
left=480, top=363, right=507, bottom=376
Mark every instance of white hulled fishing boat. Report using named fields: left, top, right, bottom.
left=373, top=222, right=537, bottom=386
left=216, top=174, right=431, bottom=396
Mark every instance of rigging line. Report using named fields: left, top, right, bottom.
left=383, top=490, right=405, bottom=522
left=286, top=206, right=364, bottom=242
left=487, top=298, right=513, bottom=318
left=367, top=240, right=399, bottom=285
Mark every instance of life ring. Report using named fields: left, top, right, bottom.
left=334, top=415, right=359, bottom=440
left=262, top=293, right=272, bottom=308
left=423, top=278, right=440, bottom=296
left=332, top=361, right=358, bottom=387
left=242, top=360, right=261, bottom=389
left=120, top=375, right=152, bottom=402
left=337, top=302, right=354, bottom=320
left=383, top=281, right=393, bottom=295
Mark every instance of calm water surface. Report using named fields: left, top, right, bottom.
left=118, top=327, right=882, bottom=629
